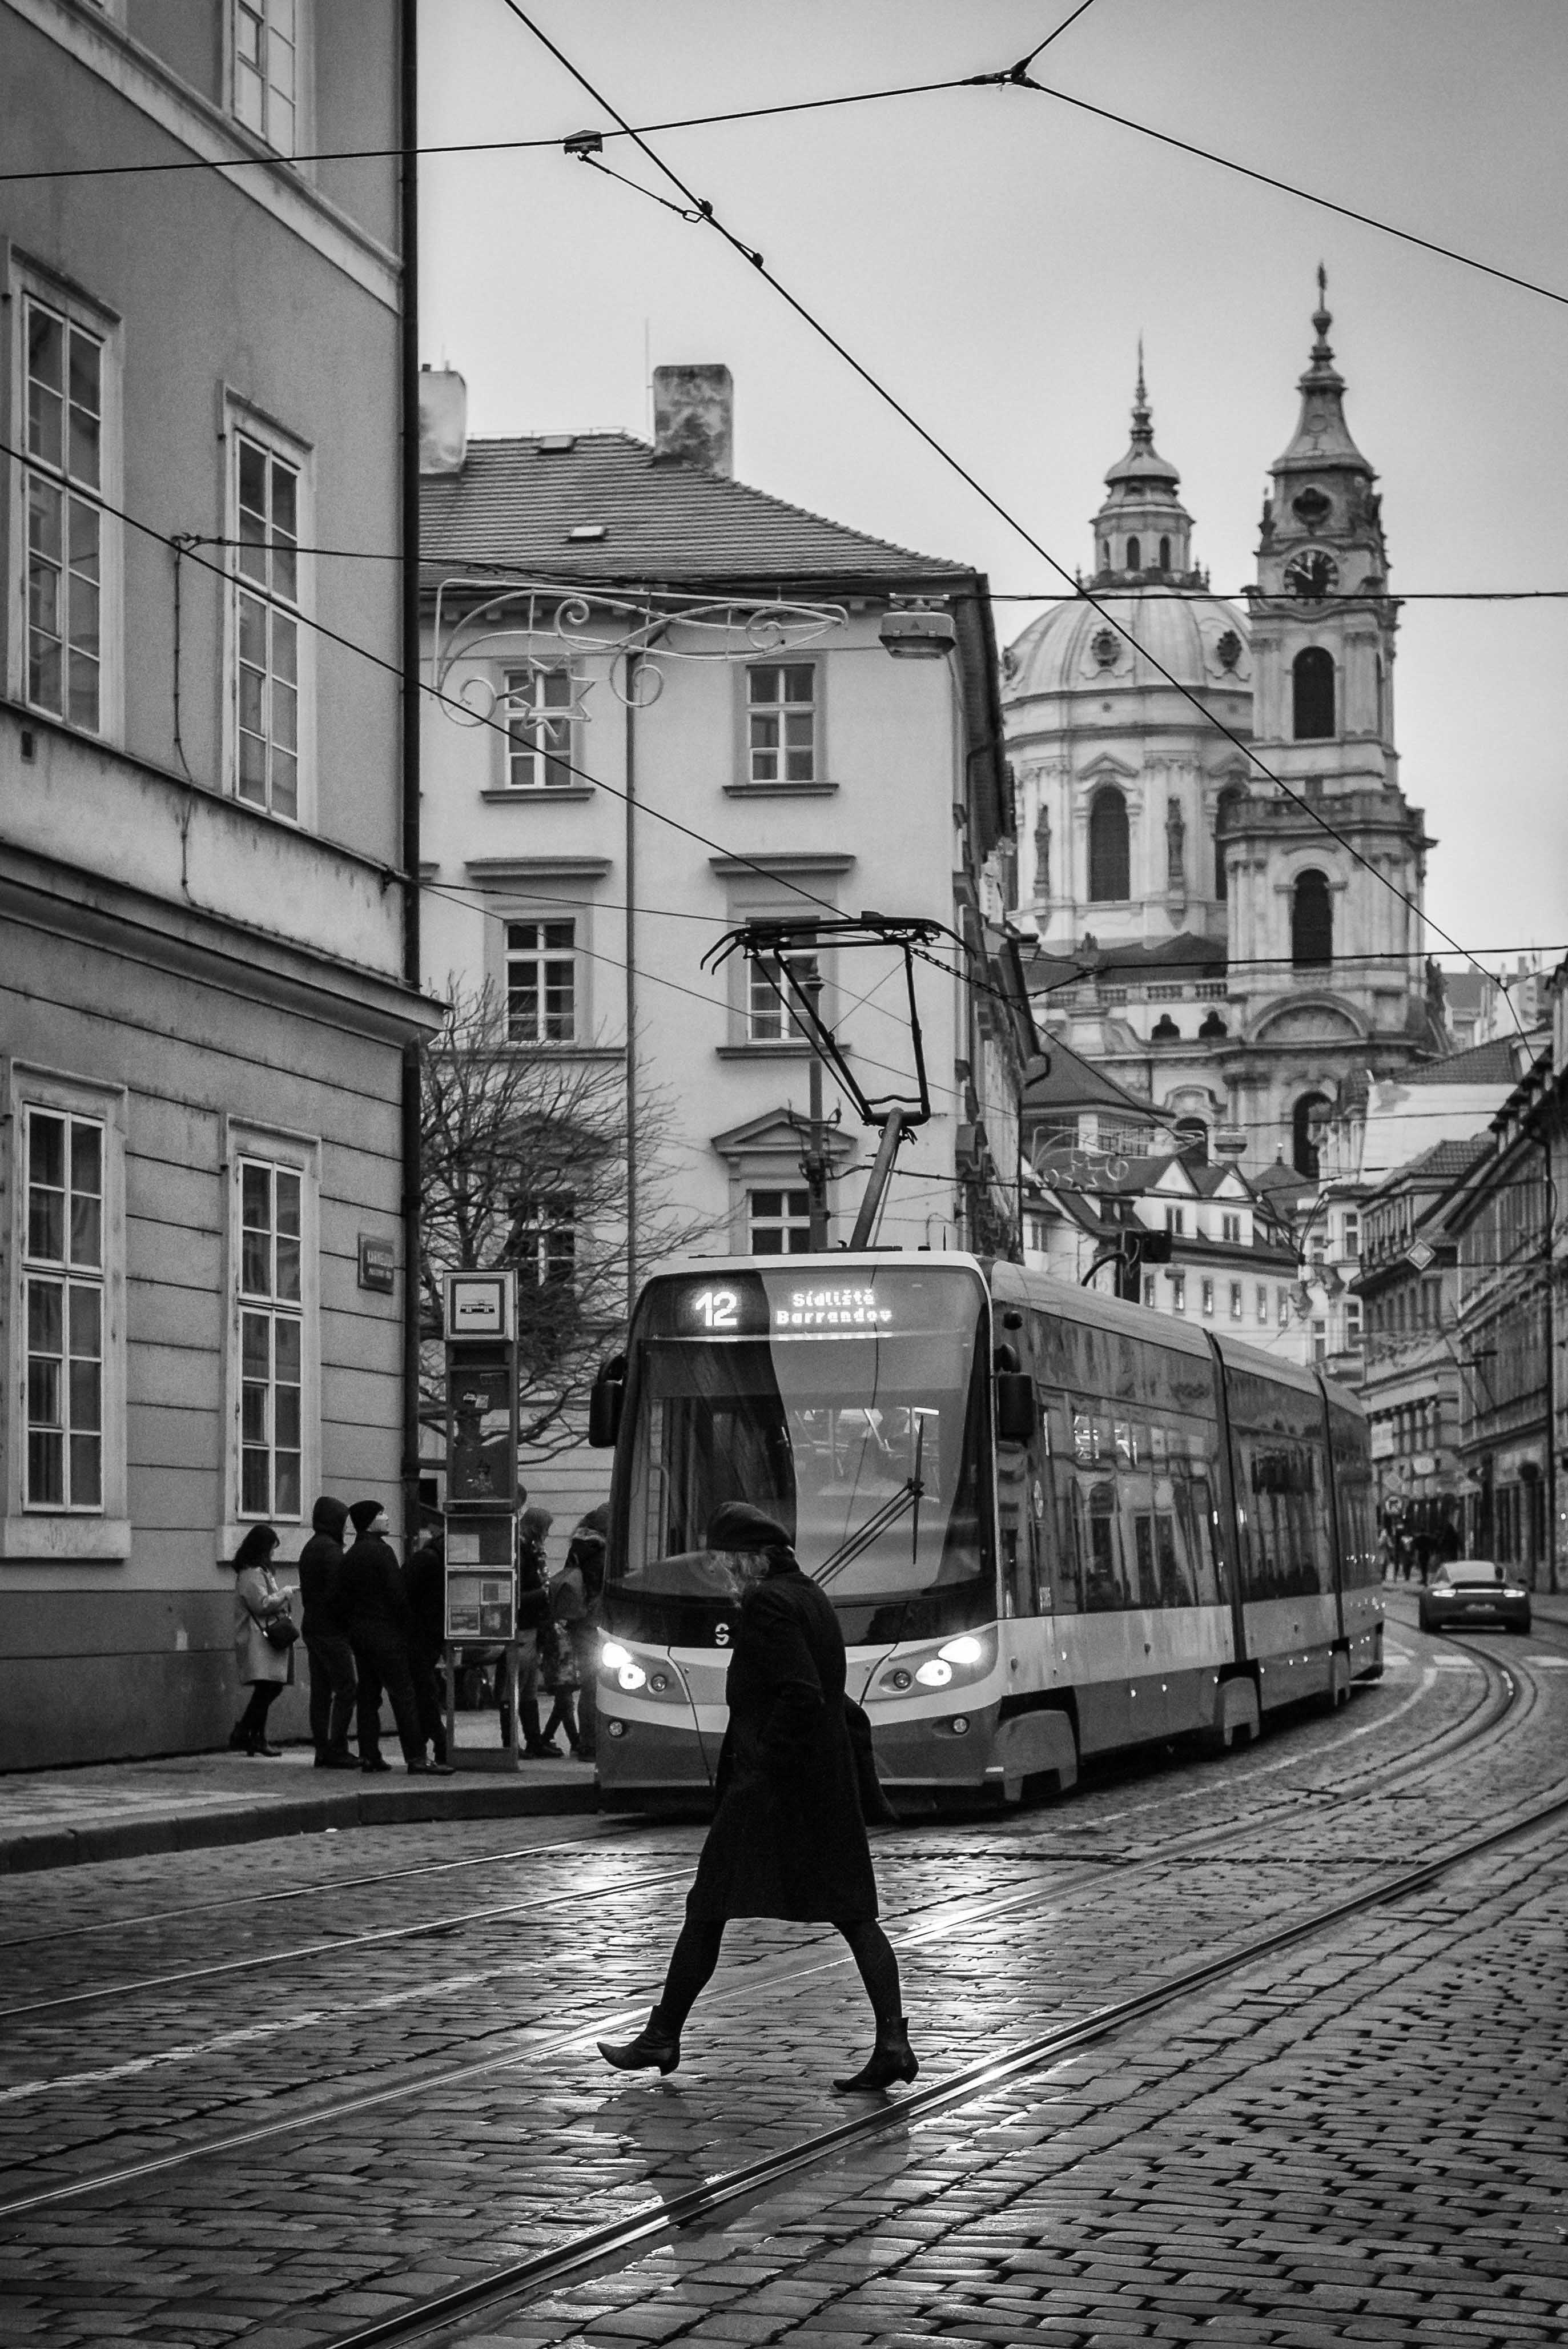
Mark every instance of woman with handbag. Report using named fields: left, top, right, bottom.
left=229, top=1523, right=297, bottom=1756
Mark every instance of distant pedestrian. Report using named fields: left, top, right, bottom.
left=1437, top=1516, right=1462, bottom=1565
left=537, top=1592, right=581, bottom=1757
left=404, top=1517, right=451, bottom=1766
left=551, top=1509, right=607, bottom=1761
left=514, top=1505, right=555, bottom=1756
left=342, top=1500, right=450, bottom=1776
left=599, top=1503, right=914, bottom=2093
left=229, top=1524, right=296, bottom=1757
left=298, top=1495, right=357, bottom=1769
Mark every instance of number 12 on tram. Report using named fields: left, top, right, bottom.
left=587, top=1252, right=1380, bottom=1808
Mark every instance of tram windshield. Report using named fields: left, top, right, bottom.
left=610, top=1263, right=994, bottom=1640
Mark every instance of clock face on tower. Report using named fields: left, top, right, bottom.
left=1284, top=549, right=1338, bottom=603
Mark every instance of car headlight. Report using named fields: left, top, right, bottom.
left=1501, top=1587, right=1527, bottom=1600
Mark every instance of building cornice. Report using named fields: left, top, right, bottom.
left=7, top=0, right=401, bottom=310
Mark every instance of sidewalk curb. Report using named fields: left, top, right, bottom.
left=0, top=1777, right=600, bottom=1876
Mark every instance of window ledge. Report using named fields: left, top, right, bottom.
left=722, top=781, right=840, bottom=799
left=0, top=1517, right=131, bottom=1562
left=481, top=787, right=596, bottom=804
left=716, top=1043, right=822, bottom=1061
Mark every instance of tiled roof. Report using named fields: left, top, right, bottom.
left=1025, top=930, right=1228, bottom=987
left=1024, top=1033, right=1155, bottom=1119
left=1398, top=1037, right=1522, bottom=1087
left=421, top=433, right=967, bottom=584
left=1381, top=1133, right=1493, bottom=1190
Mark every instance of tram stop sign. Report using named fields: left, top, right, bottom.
left=444, top=1269, right=519, bottom=1508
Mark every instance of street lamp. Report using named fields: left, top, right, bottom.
left=879, top=601, right=956, bottom=658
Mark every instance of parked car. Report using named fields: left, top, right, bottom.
left=1418, top=1561, right=1531, bottom=1636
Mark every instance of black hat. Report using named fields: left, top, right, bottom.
left=706, top=1502, right=790, bottom=1553
left=348, top=1499, right=384, bottom=1534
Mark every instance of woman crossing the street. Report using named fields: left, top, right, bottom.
left=598, top=1502, right=915, bottom=2094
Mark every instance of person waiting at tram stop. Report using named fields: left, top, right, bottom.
left=228, top=1523, right=296, bottom=1756
left=552, top=1507, right=609, bottom=1761
left=598, top=1502, right=916, bottom=2094
left=508, top=1504, right=557, bottom=1756
left=403, top=1514, right=451, bottom=1766
left=341, top=1499, right=452, bottom=1775
left=297, top=1495, right=358, bottom=1769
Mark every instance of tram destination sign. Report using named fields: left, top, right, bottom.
left=678, top=1279, right=894, bottom=1334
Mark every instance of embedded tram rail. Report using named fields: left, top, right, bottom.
left=307, top=1789, right=1568, bottom=2349
left=0, top=1623, right=1513, bottom=2028
left=1, top=1629, right=1560, bottom=2226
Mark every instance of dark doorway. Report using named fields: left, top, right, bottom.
left=1293, top=1092, right=1331, bottom=1179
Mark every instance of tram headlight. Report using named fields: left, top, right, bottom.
left=915, top=1657, right=954, bottom=1688
left=601, top=1640, right=633, bottom=1671
left=617, top=1663, right=647, bottom=1691
left=938, top=1635, right=984, bottom=1666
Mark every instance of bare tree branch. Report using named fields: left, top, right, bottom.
left=420, top=982, right=722, bottom=1462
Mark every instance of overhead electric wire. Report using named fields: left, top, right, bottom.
left=501, top=6, right=1533, bottom=1044
left=5, top=0, right=1560, bottom=326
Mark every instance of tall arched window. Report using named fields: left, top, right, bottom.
left=1088, top=786, right=1131, bottom=902
left=1125, top=535, right=1140, bottom=572
left=1158, top=535, right=1171, bottom=570
left=1293, top=1092, right=1331, bottom=1179
left=1214, top=786, right=1244, bottom=901
left=1292, top=647, right=1335, bottom=739
left=1291, top=869, right=1333, bottom=968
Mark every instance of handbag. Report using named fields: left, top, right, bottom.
left=262, top=1608, right=299, bottom=1650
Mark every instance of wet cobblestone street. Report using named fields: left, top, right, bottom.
left=1, top=1605, right=1563, bottom=2349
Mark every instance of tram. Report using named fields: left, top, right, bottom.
left=587, top=1251, right=1380, bottom=1809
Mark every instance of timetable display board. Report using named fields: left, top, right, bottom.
left=444, top=1512, right=517, bottom=1640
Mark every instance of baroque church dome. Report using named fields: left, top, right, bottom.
left=1006, top=356, right=1251, bottom=700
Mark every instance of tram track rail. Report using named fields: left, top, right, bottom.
left=311, top=1784, right=1568, bottom=2349
left=0, top=1629, right=1522, bottom=2025
left=3, top=1637, right=1561, bottom=2227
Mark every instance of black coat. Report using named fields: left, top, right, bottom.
left=404, top=1540, right=446, bottom=1655
left=340, top=1533, right=410, bottom=1643
left=298, top=1532, right=349, bottom=1641
left=686, top=1563, right=878, bottom=1926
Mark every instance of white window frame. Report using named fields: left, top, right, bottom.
left=223, top=396, right=314, bottom=828
left=513, top=1191, right=577, bottom=1287
left=1229, top=1282, right=1244, bottom=1322
left=747, top=953, right=817, bottom=1045
left=1170, top=1274, right=1187, bottom=1315
left=1164, top=1206, right=1185, bottom=1236
left=228, top=0, right=310, bottom=160
left=1, top=1062, right=128, bottom=1560
left=222, top=1119, right=320, bottom=1551
left=1201, top=1278, right=1215, bottom=1317
left=7, top=262, right=122, bottom=744
left=747, top=1187, right=813, bottom=1255
left=743, top=660, right=821, bottom=788
left=501, top=666, right=576, bottom=790
left=1256, top=1284, right=1269, bottom=1325
left=1221, top=1212, right=1242, bottom=1244
left=504, top=917, right=578, bottom=1045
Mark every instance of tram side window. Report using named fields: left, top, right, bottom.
left=1133, top=1512, right=1195, bottom=1608
left=1183, top=1474, right=1224, bottom=1605
left=1075, top=1480, right=1128, bottom=1611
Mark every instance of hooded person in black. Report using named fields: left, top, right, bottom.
left=341, top=1500, right=450, bottom=1775
left=403, top=1516, right=449, bottom=1765
left=299, top=1495, right=357, bottom=1768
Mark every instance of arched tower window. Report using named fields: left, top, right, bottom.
left=1214, top=786, right=1244, bottom=902
left=1125, top=535, right=1140, bottom=573
left=1293, top=1092, right=1332, bottom=1180
left=1293, top=647, right=1336, bottom=740
left=1158, top=535, right=1171, bottom=570
left=1291, top=869, right=1333, bottom=968
left=1088, top=787, right=1131, bottom=902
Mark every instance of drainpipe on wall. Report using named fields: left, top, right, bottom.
left=399, top=0, right=423, bottom=1541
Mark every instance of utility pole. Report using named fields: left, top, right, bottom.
left=802, top=964, right=830, bottom=1250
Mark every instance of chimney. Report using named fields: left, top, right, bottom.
left=419, top=365, right=467, bottom=476
left=652, top=364, right=733, bottom=476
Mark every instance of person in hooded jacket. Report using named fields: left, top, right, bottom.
left=298, top=1495, right=357, bottom=1768
left=340, top=1500, right=451, bottom=1775
left=598, top=1502, right=914, bottom=2093
left=403, top=1517, right=450, bottom=1765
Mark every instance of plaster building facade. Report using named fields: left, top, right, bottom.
left=1005, top=288, right=1445, bottom=1190
left=419, top=364, right=1031, bottom=1523
left=0, top=0, right=431, bottom=1767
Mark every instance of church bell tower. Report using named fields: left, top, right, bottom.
left=1223, top=275, right=1441, bottom=1174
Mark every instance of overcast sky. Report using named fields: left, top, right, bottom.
left=421, top=0, right=1567, bottom=974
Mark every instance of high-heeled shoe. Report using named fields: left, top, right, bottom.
left=597, top=2009, right=681, bottom=2075
left=833, top=2018, right=919, bottom=2093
